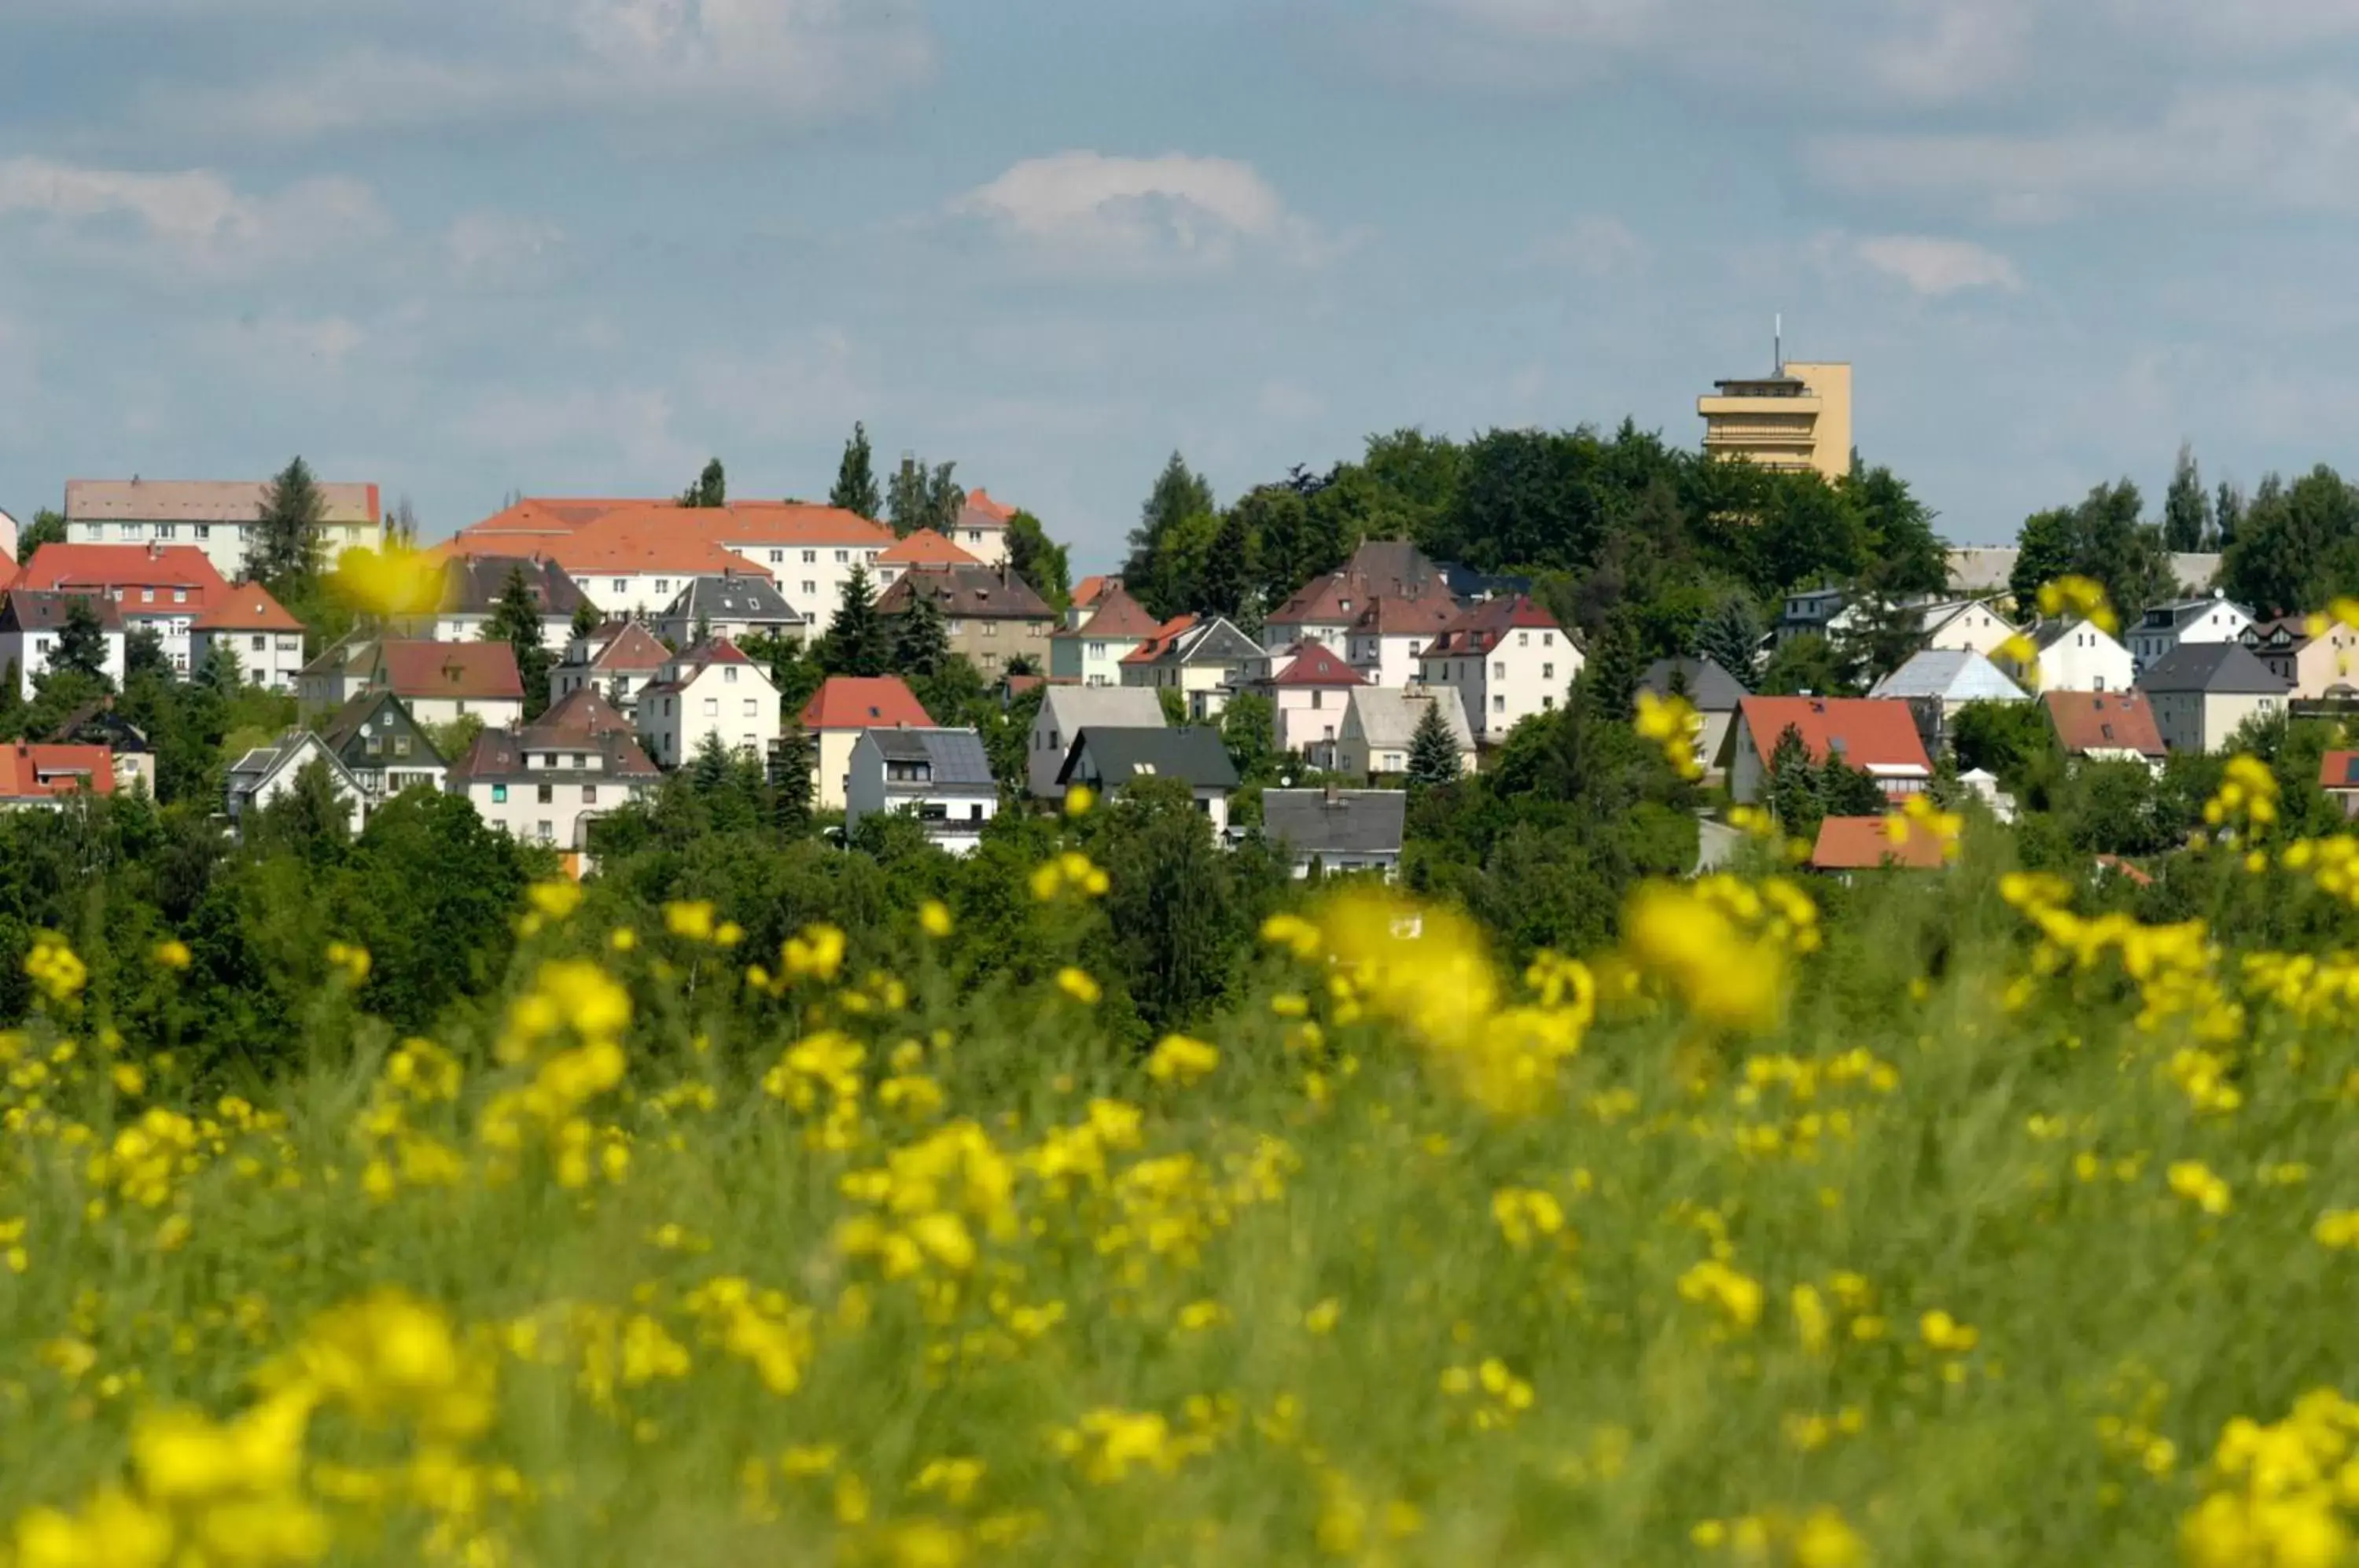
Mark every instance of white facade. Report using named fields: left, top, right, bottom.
left=1269, top=682, right=1354, bottom=764
left=455, top=750, right=650, bottom=853
left=2033, top=620, right=2136, bottom=694
left=69, top=516, right=382, bottom=583
left=711, top=537, right=884, bottom=624
left=224, top=735, right=366, bottom=836
left=843, top=732, right=999, bottom=856
left=425, top=612, right=575, bottom=650
left=2130, top=598, right=2254, bottom=675
left=1417, top=625, right=1577, bottom=742
left=578, top=571, right=719, bottom=619
left=111, top=593, right=205, bottom=675
left=1922, top=601, right=2019, bottom=663
left=635, top=648, right=782, bottom=768
left=0, top=621, right=127, bottom=691
left=1347, top=630, right=1437, bottom=690
left=401, top=691, right=525, bottom=730
left=191, top=627, right=306, bottom=693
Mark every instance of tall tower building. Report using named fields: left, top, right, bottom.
left=1697, top=348, right=1852, bottom=484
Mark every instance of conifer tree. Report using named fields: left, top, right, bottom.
left=1406, top=699, right=1463, bottom=789
left=831, top=423, right=881, bottom=520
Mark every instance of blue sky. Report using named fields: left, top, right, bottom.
left=6, top=0, right=2359, bottom=569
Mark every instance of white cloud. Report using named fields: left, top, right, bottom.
left=951, top=152, right=1333, bottom=274
left=1809, top=84, right=2359, bottom=219
left=0, top=157, right=386, bottom=271
left=445, top=212, right=565, bottom=279
left=1852, top=235, right=2024, bottom=296
left=149, top=0, right=935, bottom=142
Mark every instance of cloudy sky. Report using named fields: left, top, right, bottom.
left=3, top=0, right=2355, bottom=566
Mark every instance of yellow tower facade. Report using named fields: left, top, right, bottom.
left=1697, top=360, right=1852, bottom=484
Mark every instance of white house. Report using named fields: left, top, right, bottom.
left=1267, top=540, right=1454, bottom=653
left=1050, top=585, right=1162, bottom=687
left=549, top=621, right=672, bottom=718
left=224, top=733, right=367, bottom=837
left=657, top=574, right=807, bottom=648
left=1260, top=788, right=1407, bottom=881
left=1334, top=685, right=1477, bottom=779
left=1919, top=599, right=2021, bottom=663
left=1415, top=594, right=1577, bottom=743
left=447, top=690, right=658, bottom=874
left=1055, top=726, right=1238, bottom=836
left=2026, top=618, right=2136, bottom=694
left=64, top=478, right=383, bottom=583
left=12, top=542, right=228, bottom=675
left=0, top=591, right=127, bottom=690
left=1241, top=641, right=1368, bottom=767
left=803, top=676, right=936, bottom=812
left=1345, top=595, right=1462, bottom=689
left=190, top=583, right=306, bottom=693
left=374, top=641, right=527, bottom=729
left=1029, top=685, right=1165, bottom=800
left=699, top=504, right=892, bottom=619
left=2129, top=595, right=2254, bottom=676
left=414, top=554, right=587, bottom=648
left=635, top=639, right=781, bottom=768
left=1119, top=617, right=1263, bottom=720
left=952, top=489, right=1017, bottom=568
left=843, top=727, right=999, bottom=855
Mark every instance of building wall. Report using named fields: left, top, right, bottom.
left=2291, top=628, right=2359, bottom=698
left=230, top=742, right=365, bottom=835
left=1925, top=605, right=2018, bottom=664
left=843, top=737, right=998, bottom=855
left=1266, top=618, right=1348, bottom=654
left=952, top=524, right=1008, bottom=567
left=68, top=517, right=383, bottom=581
left=1118, top=661, right=1235, bottom=720
left=814, top=728, right=863, bottom=811
left=403, top=694, right=525, bottom=730
left=1419, top=631, right=1576, bottom=743
left=1347, top=633, right=1432, bottom=690
left=1269, top=685, right=1350, bottom=764
left=1051, top=635, right=1139, bottom=687
left=945, top=617, right=1052, bottom=678
left=2035, top=627, right=2136, bottom=694
left=0, top=628, right=127, bottom=689
left=2131, top=603, right=2252, bottom=673
left=2201, top=691, right=2281, bottom=753
left=1697, top=361, right=1852, bottom=484
left=716, top=541, right=882, bottom=625
left=190, top=628, right=305, bottom=692
left=637, top=661, right=780, bottom=768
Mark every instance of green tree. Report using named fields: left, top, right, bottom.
left=1096, top=776, right=1246, bottom=1032
left=771, top=723, right=816, bottom=834
left=1694, top=592, right=1764, bottom=685
left=1843, top=464, right=1947, bottom=594
left=823, top=565, right=891, bottom=678
left=51, top=598, right=114, bottom=686
left=2010, top=506, right=2079, bottom=613
left=2164, top=443, right=2213, bottom=553
left=569, top=599, right=603, bottom=642
left=1220, top=692, right=1283, bottom=786
left=20, top=510, right=67, bottom=554
left=891, top=580, right=950, bottom=678
left=831, top=423, right=881, bottom=520
left=1757, top=633, right=1853, bottom=698
left=248, top=455, right=329, bottom=587
left=2011, top=483, right=2171, bottom=622
left=887, top=458, right=962, bottom=537
left=1949, top=699, right=2054, bottom=782
left=1126, top=452, right=1216, bottom=584
left=247, top=755, right=351, bottom=864
left=2215, top=481, right=2244, bottom=550
left=483, top=565, right=552, bottom=722
left=1838, top=589, right=1927, bottom=687
left=1005, top=510, right=1071, bottom=610
left=124, top=625, right=171, bottom=683
left=1197, top=509, right=1255, bottom=620
left=681, top=458, right=727, bottom=509
left=2223, top=466, right=2359, bottom=616
left=1407, top=700, right=1463, bottom=790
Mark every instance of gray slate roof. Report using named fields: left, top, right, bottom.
left=2136, top=640, right=2289, bottom=694
left=863, top=726, right=995, bottom=790
left=1640, top=656, right=1747, bottom=711
left=664, top=574, right=806, bottom=626
left=1261, top=789, right=1406, bottom=859
left=1059, top=726, right=1240, bottom=791
left=1039, top=685, right=1165, bottom=735
left=1346, top=686, right=1474, bottom=751
left=1155, top=617, right=1263, bottom=667
left=1870, top=649, right=2026, bottom=703
left=440, top=555, right=588, bottom=618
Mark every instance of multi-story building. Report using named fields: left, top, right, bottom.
left=802, top=676, right=936, bottom=811
left=2242, top=616, right=2359, bottom=701
left=1239, top=640, right=1368, bottom=766
left=1696, top=358, right=1853, bottom=483
left=1266, top=540, right=1455, bottom=653
left=635, top=639, right=781, bottom=767
left=844, top=727, right=999, bottom=854
left=314, top=690, right=448, bottom=822
left=13, top=543, right=229, bottom=673
left=413, top=554, right=587, bottom=647
left=63, top=478, right=383, bottom=580
left=225, top=733, right=367, bottom=836
left=1415, top=595, right=1578, bottom=743
left=190, top=583, right=306, bottom=692
left=2026, top=618, right=2136, bottom=694
left=2137, top=642, right=2287, bottom=753
left=1028, top=685, right=1165, bottom=800
left=875, top=565, right=1055, bottom=677
left=657, top=574, right=806, bottom=648
left=2129, top=594, right=2254, bottom=676
left=1050, top=583, right=1161, bottom=686
left=0, top=591, right=127, bottom=689
left=549, top=621, right=671, bottom=719
left=874, top=528, right=979, bottom=591
left=1345, top=594, right=1462, bottom=688
left=447, top=690, right=657, bottom=873
left=952, top=488, right=1017, bottom=567
left=374, top=642, right=527, bottom=729
left=1119, top=616, right=1261, bottom=720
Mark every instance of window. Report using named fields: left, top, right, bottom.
left=743, top=698, right=758, bottom=716
left=835, top=550, right=848, bottom=563
left=655, top=580, right=670, bottom=595
left=251, top=635, right=267, bottom=652
left=394, top=736, right=411, bottom=757
left=1518, top=631, right=1529, bottom=647
left=802, top=581, right=817, bottom=598
left=492, top=784, right=508, bottom=804
left=1542, top=694, right=1555, bottom=710
left=1492, top=695, right=1506, bottom=712
left=572, top=754, right=586, bottom=767
left=1089, top=642, right=1107, bottom=657
left=366, top=734, right=384, bottom=756
left=174, top=589, right=186, bottom=604
left=724, top=665, right=738, bottom=683
left=770, top=550, right=783, bottom=563
left=1492, top=661, right=1505, bottom=679
left=1543, top=663, right=1554, bottom=679
left=123, top=524, right=144, bottom=540
left=1311, top=690, right=1323, bottom=709
left=703, top=698, right=719, bottom=717
left=613, top=580, right=627, bottom=594
left=582, top=785, right=598, bottom=804
left=983, top=623, right=995, bottom=638
left=538, top=783, right=554, bottom=804
left=142, top=588, right=155, bottom=603
left=1543, top=632, right=1555, bottom=647
left=537, top=822, right=554, bottom=844
left=2094, top=676, right=2107, bottom=692
left=195, top=525, right=210, bottom=540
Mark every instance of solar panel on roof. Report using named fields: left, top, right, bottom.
left=2346, top=756, right=2359, bottom=786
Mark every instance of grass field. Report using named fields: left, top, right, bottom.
left=2, top=827, right=2356, bottom=1566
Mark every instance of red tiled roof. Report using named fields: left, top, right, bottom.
left=963, top=488, right=1018, bottom=525
left=0, top=742, right=116, bottom=801
left=15, top=543, right=228, bottom=601
left=2095, top=853, right=2156, bottom=887
left=531, top=687, right=638, bottom=744
left=513, top=510, right=771, bottom=580
left=1268, top=640, right=1368, bottom=688
left=1122, top=614, right=1198, bottom=665
left=1811, top=815, right=1948, bottom=871
left=451, top=500, right=890, bottom=558
left=1007, top=674, right=1046, bottom=696
left=1422, top=594, right=1562, bottom=657
left=1071, top=576, right=1110, bottom=610
left=586, top=622, right=670, bottom=672
left=801, top=675, right=933, bottom=731
left=1738, top=697, right=1932, bottom=774
left=878, top=528, right=981, bottom=568
left=376, top=641, right=524, bottom=701
left=193, top=582, right=303, bottom=631
left=2323, top=750, right=2359, bottom=790
left=1066, top=585, right=1162, bottom=642
left=1270, top=540, right=1451, bottom=627
left=1350, top=595, right=1461, bottom=636
left=2042, top=690, right=2167, bottom=760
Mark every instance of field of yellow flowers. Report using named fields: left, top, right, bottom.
left=6, top=797, right=2359, bottom=1566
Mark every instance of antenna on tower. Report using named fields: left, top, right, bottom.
left=1774, top=314, right=1784, bottom=374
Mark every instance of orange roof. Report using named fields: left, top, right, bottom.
left=1269, top=640, right=1367, bottom=688
left=454, top=499, right=891, bottom=553
left=16, top=543, right=227, bottom=598
left=878, top=528, right=981, bottom=568
left=524, top=510, right=775, bottom=580
left=1737, top=697, right=1931, bottom=775
left=963, top=488, right=1018, bottom=525
left=1422, top=594, right=1562, bottom=657
left=194, top=582, right=303, bottom=631
left=1123, top=614, right=1199, bottom=664
left=1067, top=585, right=1162, bottom=642
left=376, top=641, right=524, bottom=701
left=701, top=502, right=895, bottom=547
left=2044, top=691, right=2167, bottom=760
left=801, top=675, right=933, bottom=731
left=0, top=742, right=116, bottom=801
left=1071, top=576, right=1111, bottom=610
left=1811, top=816, right=1949, bottom=870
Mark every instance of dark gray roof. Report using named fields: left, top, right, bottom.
left=862, top=726, right=994, bottom=789
left=1640, top=656, right=1747, bottom=711
left=1058, top=726, right=1240, bottom=791
left=2, top=590, right=125, bottom=633
left=1433, top=562, right=1533, bottom=602
left=1157, top=617, right=1263, bottom=667
left=440, top=555, right=588, bottom=618
left=2136, top=640, right=2288, bottom=694
left=664, top=574, right=806, bottom=625
left=1261, top=789, right=1407, bottom=858
left=317, top=690, right=446, bottom=768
